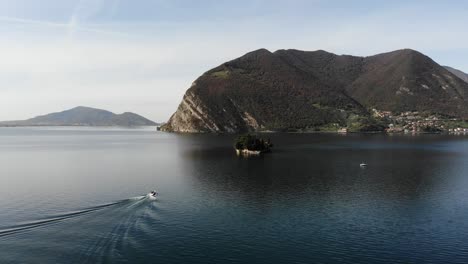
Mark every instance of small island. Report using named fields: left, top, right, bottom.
left=234, top=134, right=273, bottom=155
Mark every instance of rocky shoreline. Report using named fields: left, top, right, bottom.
left=235, top=148, right=270, bottom=156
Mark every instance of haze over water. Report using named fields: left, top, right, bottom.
left=1, top=127, right=468, bottom=263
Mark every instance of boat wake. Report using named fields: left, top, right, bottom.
left=0, top=195, right=150, bottom=238
left=0, top=193, right=163, bottom=262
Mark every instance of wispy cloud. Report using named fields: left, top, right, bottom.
left=0, top=15, right=68, bottom=28
left=68, top=0, right=103, bottom=39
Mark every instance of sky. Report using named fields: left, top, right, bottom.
left=1, top=0, right=468, bottom=122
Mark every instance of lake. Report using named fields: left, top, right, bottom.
left=1, top=127, right=468, bottom=263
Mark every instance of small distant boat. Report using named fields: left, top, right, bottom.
left=148, top=190, right=158, bottom=199
left=360, top=163, right=368, bottom=167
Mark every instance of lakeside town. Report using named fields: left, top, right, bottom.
left=372, top=109, right=468, bottom=134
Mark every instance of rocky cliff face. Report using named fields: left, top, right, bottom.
left=162, top=48, right=468, bottom=133
left=162, top=91, right=223, bottom=133
left=162, top=90, right=263, bottom=133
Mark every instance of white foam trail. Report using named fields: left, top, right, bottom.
left=129, top=196, right=146, bottom=200
left=0, top=195, right=148, bottom=237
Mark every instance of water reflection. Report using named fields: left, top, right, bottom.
left=180, top=134, right=463, bottom=209
left=3, top=129, right=468, bottom=263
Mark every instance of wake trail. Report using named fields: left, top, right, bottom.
left=0, top=195, right=148, bottom=238
left=80, top=198, right=152, bottom=262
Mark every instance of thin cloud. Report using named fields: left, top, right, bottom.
left=0, top=15, right=68, bottom=28
left=0, top=15, right=128, bottom=37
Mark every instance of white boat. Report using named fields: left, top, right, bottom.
left=148, top=190, right=158, bottom=200
left=360, top=163, right=368, bottom=167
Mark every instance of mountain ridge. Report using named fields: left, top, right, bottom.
left=0, top=106, right=157, bottom=127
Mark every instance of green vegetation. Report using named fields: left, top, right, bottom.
left=316, top=123, right=341, bottom=132
left=442, top=120, right=468, bottom=129
left=347, top=114, right=387, bottom=132
left=234, top=134, right=273, bottom=152
left=312, top=103, right=325, bottom=109
left=211, top=70, right=230, bottom=79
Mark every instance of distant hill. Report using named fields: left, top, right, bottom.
left=0, top=106, right=157, bottom=126
left=445, top=66, right=468, bottom=84
left=162, top=48, right=468, bottom=133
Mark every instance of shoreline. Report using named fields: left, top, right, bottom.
left=161, top=130, right=468, bottom=135
left=3, top=126, right=468, bottom=135
left=235, top=148, right=271, bottom=156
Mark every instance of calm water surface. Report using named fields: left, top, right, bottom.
left=1, top=127, right=468, bottom=263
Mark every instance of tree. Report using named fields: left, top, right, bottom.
left=234, top=134, right=272, bottom=151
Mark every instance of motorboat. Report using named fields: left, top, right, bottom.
left=148, top=190, right=158, bottom=199
left=360, top=163, right=368, bottom=167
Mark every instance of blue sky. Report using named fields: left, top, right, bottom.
left=0, top=0, right=467, bottom=121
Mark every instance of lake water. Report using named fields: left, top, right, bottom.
left=1, top=127, right=468, bottom=263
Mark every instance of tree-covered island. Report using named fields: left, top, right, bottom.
left=234, top=134, right=273, bottom=155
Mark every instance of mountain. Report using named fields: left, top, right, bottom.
left=445, top=66, right=468, bottom=84
left=0, top=106, right=157, bottom=126
left=162, top=48, right=468, bottom=133
left=345, top=49, right=468, bottom=117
